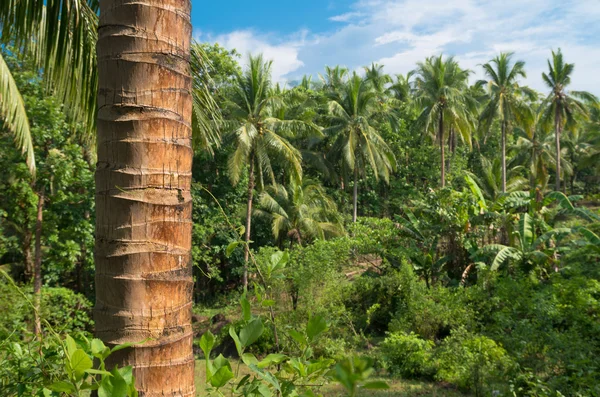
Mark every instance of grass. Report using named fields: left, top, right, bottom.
left=194, top=359, right=467, bottom=396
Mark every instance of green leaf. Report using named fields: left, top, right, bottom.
left=240, top=296, right=252, bottom=322
left=91, top=338, right=110, bottom=359
left=118, top=366, right=134, bottom=386
left=242, top=353, right=259, bottom=366
left=213, top=354, right=232, bottom=371
left=362, top=381, right=389, bottom=390
left=99, top=367, right=128, bottom=397
left=229, top=326, right=243, bottom=356
left=70, top=349, right=93, bottom=380
left=239, top=319, right=264, bottom=347
left=210, top=366, right=234, bottom=389
left=249, top=364, right=281, bottom=391
left=199, top=331, right=215, bottom=359
left=261, top=299, right=275, bottom=307
left=86, top=369, right=112, bottom=376
left=111, top=342, right=136, bottom=354
left=226, top=241, right=241, bottom=257
left=65, top=335, right=77, bottom=357
left=46, top=381, right=76, bottom=393
left=306, top=315, right=328, bottom=341
left=288, top=329, right=307, bottom=346
left=258, top=354, right=288, bottom=369
left=236, top=374, right=251, bottom=389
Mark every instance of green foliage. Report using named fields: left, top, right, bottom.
left=380, top=332, right=435, bottom=378
left=0, top=330, right=137, bottom=396
left=434, top=328, right=515, bottom=396
left=0, top=280, right=93, bottom=340
left=199, top=297, right=351, bottom=397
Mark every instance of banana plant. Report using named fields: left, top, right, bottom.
left=481, top=213, right=572, bottom=272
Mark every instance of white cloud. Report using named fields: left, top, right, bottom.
left=200, top=30, right=305, bottom=82
left=329, top=11, right=364, bottom=22
left=199, top=0, right=600, bottom=94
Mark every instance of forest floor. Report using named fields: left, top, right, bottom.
left=194, top=359, right=467, bottom=396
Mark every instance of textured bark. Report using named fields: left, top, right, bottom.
left=95, top=0, right=195, bottom=395
left=243, top=154, right=255, bottom=289
left=555, top=107, right=562, bottom=192
left=33, top=191, right=44, bottom=336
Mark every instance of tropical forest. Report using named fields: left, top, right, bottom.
left=1, top=1, right=599, bottom=396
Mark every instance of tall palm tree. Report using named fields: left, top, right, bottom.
left=389, top=72, right=414, bottom=103
left=540, top=49, right=597, bottom=191
left=227, top=54, right=320, bottom=288
left=479, top=53, right=536, bottom=193
left=255, top=179, right=344, bottom=247
left=325, top=72, right=396, bottom=222
left=319, top=65, right=349, bottom=94
left=413, top=55, right=473, bottom=187
left=511, top=121, right=561, bottom=191
left=94, top=0, right=195, bottom=394
left=364, top=63, right=392, bottom=95
left=0, top=0, right=98, bottom=173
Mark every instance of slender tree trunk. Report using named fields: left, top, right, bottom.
left=555, top=107, right=562, bottom=192
left=243, top=154, right=255, bottom=289
left=352, top=166, right=358, bottom=223
left=23, top=230, right=33, bottom=282
left=33, top=191, right=44, bottom=336
left=95, top=0, right=195, bottom=394
left=439, top=112, right=445, bottom=188
left=501, top=121, right=507, bottom=193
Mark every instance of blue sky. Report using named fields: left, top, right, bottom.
left=192, top=0, right=600, bottom=94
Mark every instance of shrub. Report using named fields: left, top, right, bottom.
left=380, top=332, right=434, bottom=378
left=388, top=264, right=476, bottom=341
left=434, top=327, right=514, bottom=396
left=0, top=279, right=93, bottom=339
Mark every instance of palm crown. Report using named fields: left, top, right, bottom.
left=325, top=72, right=396, bottom=222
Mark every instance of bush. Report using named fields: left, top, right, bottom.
left=434, top=327, right=514, bottom=396
left=380, top=332, right=434, bottom=378
left=0, top=279, right=93, bottom=339
left=387, top=264, right=475, bottom=341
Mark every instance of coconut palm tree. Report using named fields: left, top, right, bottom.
left=539, top=49, right=597, bottom=191
left=0, top=0, right=98, bottom=173
left=413, top=55, right=473, bottom=187
left=389, top=72, right=414, bottom=103
left=364, top=63, right=392, bottom=95
left=319, top=65, right=349, bottom=94
left=255, top=179, right=344, bottom=247
left=325, top=72, right=396, bottom=222
left=226, top=54, right=321, bottom=288
left=478, top=53, right=536, bottom=193
left=94, top=0, right=196, bottom=394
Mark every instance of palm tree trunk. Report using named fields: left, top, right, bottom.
left=243, top=154, right=255, bottom=289
left=94, top=0, right=195, bottom=395
left=352, top=166, right=358, bottom=223
left=439, top=112, right=445, bottom=188
left=555, top=107, right=561, bottom=191
left=501, top=121, right=507, bottom=193
left=33, top=191, right=43, bottom=336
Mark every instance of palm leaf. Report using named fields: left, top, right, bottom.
left=0, top=52, right=34, bottom=173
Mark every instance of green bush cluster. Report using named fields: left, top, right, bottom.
left=0, top=279, right=93, bottom=340
left=380, top=332, right=434, bottom=378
